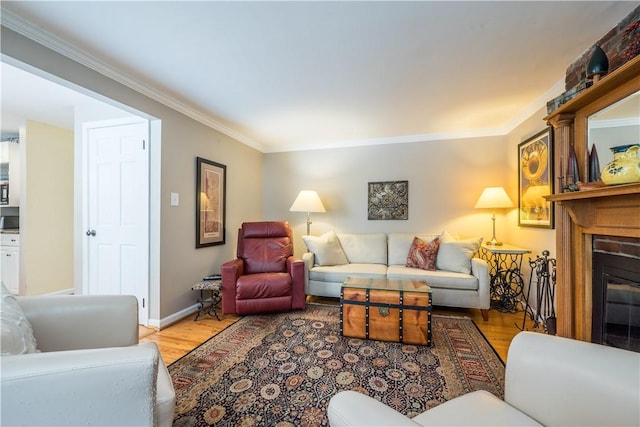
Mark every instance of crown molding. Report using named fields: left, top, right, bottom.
left=266, top=127, right=507, bottom=153
left=1, top=9, right=263, bottom=152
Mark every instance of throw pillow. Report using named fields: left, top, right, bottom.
left=1, top=283, right=38, bottom=356
left=406, top=236, right=440, bottom=270
left=303, top=230, right=348, bottom=266
left=436, top=231, right=483, bottom=274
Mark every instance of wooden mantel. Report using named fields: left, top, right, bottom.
left=547, top=183, right=640, bottom=238
left=544, top=55, right=640, bottom=342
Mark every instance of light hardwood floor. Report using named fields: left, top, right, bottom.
left=140, top=297, right=540, bottom=364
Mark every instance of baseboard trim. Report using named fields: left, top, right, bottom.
left=149, top=303, right=200, bottom=330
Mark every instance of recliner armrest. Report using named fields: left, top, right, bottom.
left=18, top=295, right=139, bottom=352
left=1, top=345, right=158, bottom=426
left=221, top=258, right=245, bottom=314
left=288, top=256, right=306, bottom=310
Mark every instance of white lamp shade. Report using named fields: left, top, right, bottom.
left=290, top=190, right=326, bottom=213
left=474, top=187, right=514, bottom=209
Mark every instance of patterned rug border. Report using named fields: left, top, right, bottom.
left=170, top=304, right=505, bottom=367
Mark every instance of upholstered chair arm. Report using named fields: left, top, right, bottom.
left=17, top=295, right=139, bottom=352
left=302, top=252, right=314, bottom=285
left=221, top=258, right=244, bottom=314
left=505, top=331, right=640, bottom=427
left=288, top=256, right=306, bottom=310
left=1, top=344, right=159, bottom=426
left=328, top=390, right=420, bottom=427
left=471, top=257, right=491, bottom=309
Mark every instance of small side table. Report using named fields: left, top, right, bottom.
left=479, top=243, right=531, bottom=312
left=192, top=280, right=222, bottom=321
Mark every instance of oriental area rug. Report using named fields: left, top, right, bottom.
left=169, top=304, right=504, bottom=427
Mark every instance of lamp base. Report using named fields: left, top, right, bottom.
left=486, top=213, right=503, bottom=246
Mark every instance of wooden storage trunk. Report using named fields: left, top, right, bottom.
left=340, top=284, right=431, bottom=346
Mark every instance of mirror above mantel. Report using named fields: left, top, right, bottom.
left=588, top=90, right=640, bottom=176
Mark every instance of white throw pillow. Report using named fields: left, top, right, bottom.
left=303, top=230, right=349, bottom=266
left=1, top=282, right=38, bottom=356
left=436, top=231, right=483, bottom=275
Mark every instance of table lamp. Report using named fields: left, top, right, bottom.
left=474, top=187, right=514, bottom=246
left=289, top=190, right=326, bottom=235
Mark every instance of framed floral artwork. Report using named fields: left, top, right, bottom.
left=518, top=128, right=554, bottom=228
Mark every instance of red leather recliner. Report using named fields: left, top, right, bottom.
left=221, top=221, right=306, bottom=315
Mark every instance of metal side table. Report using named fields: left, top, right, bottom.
left=192, top=280, right=222, bottom=321
left=479, top=243, right=531, bottom=312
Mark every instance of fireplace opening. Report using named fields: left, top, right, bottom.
left=592, top=252, right=640, bottom=352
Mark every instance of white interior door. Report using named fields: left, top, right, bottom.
left=84, top=119, right=149, bottom=324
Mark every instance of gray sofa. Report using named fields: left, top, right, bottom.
left=302, top=231, right=490, bottom=320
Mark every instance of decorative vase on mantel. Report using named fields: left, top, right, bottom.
left=600, top=144, right=640, bottom=185
left=589, top=145, right=601, bottom=182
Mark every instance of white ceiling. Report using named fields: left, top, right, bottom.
left=1, top=1, right=638, bottom=152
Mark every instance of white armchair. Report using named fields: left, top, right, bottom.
left=1, top=294, right=175, bottom=427
left=328, top=331, right=640, bottom=426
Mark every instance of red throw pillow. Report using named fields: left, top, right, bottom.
left=406, top=236, right=440, bottom=270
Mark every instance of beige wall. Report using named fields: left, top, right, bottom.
left=264, top=136, right=516, bottom=257
left=21, top=120, right=74, bottom=295
left=2, top=26, right=263, bottom=323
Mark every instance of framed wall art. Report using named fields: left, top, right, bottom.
left=518, top=127, right=554, bottom=228
left=368, top=180, right=408, bottom=220
left=196, top=157, right=226, bottom=247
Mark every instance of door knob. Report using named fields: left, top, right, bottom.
left=86, top=229, right=97, bottom=236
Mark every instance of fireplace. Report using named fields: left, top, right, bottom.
left=592, top=249, right=640, bottom=352
left=545, top=54, right=640, bottom=344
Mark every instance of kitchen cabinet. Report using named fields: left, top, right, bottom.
left=0, top=140, right=20, bottom=207
left=1, top=233, right=20, bottom=294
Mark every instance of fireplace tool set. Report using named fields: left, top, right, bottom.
left=519, top=250, right=557, bottom=335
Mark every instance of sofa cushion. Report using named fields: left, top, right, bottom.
left=1, top=283, right=38, bottom=356
left=436, top=231, right=482, bottom=275
left=387, top=265, right=479, bottom=290
left=309, top=264, right=388, bottom=284
left=388, top=233, right=441, bottom=265
left=337, top=233, right=387, bottom=264
left=406, top=236, right=440, bottom=270
left=303, top=230, right=348, bottom=266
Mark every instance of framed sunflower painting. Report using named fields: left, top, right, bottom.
left=518, top=128, right=554, bottom=229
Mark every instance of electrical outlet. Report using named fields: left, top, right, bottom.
left=170, top=192, right=179, bottom=206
